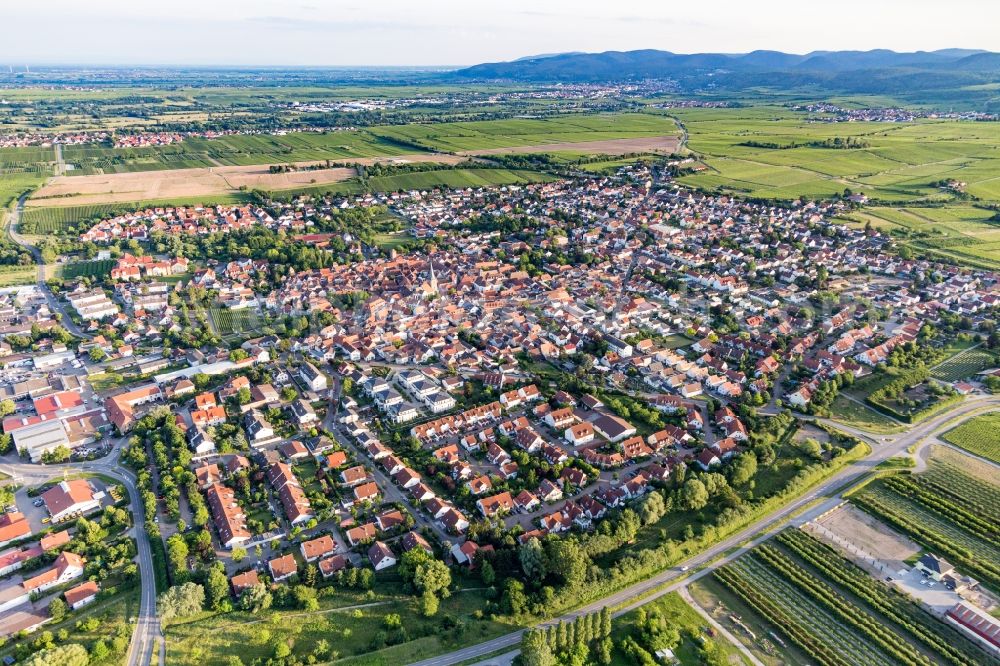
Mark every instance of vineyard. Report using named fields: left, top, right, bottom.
left=849, top=470, right=1000, bottom=590
left=0, top=265, right=38, bottom=287
left=930, top=348, right=997, bottom=382
left=940, top=412, right=1000, bottom=463
left=209, top=307, right=263, bottom=336
left=60, top=259, right=115, bottom=279
left=712, top=530, right=998, bottom=666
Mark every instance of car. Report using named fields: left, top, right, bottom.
left=32, top=499, right=44, bottom=507
left=5, top=505, right=17, bottom=513
left=41, top=517, right=51, bottom=524
left=680, top=565, right=690, bottom=572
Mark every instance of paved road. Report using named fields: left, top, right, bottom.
left=323, top=374, right=453, bottom=544
left=0, top=439, right=161, bottom=666
left=406, top=395, right=1000, bottom=666
left=7, top=193, right=90, bottom=338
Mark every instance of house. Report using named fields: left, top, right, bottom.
left=345, top=522, right=378, bottom=547
left=915, top=553, right=956, bottom=582
left=231, top=570, right=260, bottom=596
left=300, top=362, right=328, bottom=392
left=0, top=513, right=31, bottom=548
left=514, top=489, right=540, bottom=513
left=319, top=555, right=349, bottom=578
left=353, top=482, right=380, bottom=504
left=560, top=467, right=587, bottom=488
left=42, top=479, right=101, bottom=522
left=695, top=449, right=721, bottom=470
left=280, top=440, right=310, bottom=461
left=476, top=491, right=515, bottom=518
left=368, top=541, right=397, bottom=571
left=440, top=507, right=470, bottom=534
left=268, top=554, right=298, bottom=582
left=537, top=479, right=563, bottom=503
left=325, top=450, right=349, bottom=469
left=206, top=483, right=250, bottom=548
left=300, top=535, right=337, bottom=562
left=64, top=580, right=100, bottom=610
left=450, top=540, right=481, bottom=566
left=23, top=551, right=85, bottom=594
left=401, top=531, right=434, bottom=555
left=466, top=475, right=493, bottom=496
left=592, top=414, right=637, bottom=442
left=376, top=509, right=406, bottom=531
left=289, top=399, right=318, bottom=427
left=565, top=422, right=595, bottom=446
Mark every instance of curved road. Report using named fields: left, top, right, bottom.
left=6, top=193, right=89, bottom=338
left=407, top=395, right=1000, bottom=666
left=0, top=441, right=161, bottom=666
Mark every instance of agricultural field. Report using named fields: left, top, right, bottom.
left=842, top=206, right=1000, bottom=271
left=60, top=259, right=116, bottom=279
left=209, top=307, right=263, bottom=336
left=849, top=462, right=1000, bottom=591
left=673, top=107, right=1000, bottom=207
left=20, top=194, right=255, bottom=234
left=940, top=411, right=1000, bottom=463
left=706, top=529, right=998, bottom=666
left=0, top=264, right=38, bottom=286
left=828, top=395, right=905, bottom=434
left=369, top=113, right=679, bottom=153
left=931, top=347, right=998, bottom=382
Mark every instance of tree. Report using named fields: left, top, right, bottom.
left=420, top=589, right=440, bottom=617
left=157, top=582, right=206, bottom=621
left=48, top=597, right=68, bottom=623
left=413, top=559, right=452, bottom=598
left=519, top=537, right=547, bottom=581
left=89, top=347, right=107, bottom=362
left=231, top=547, right=247, bottom=563
left=241, top=583, right=272, bottom=613
left=545, top=539, right=586, bottom=588
left=501, top=578, right=528, bottom=615
left=0, top=399, right=15, bottom=417
left=236, top=386, right=252, bottom=405
left=521, top=628, right=556, bottom=666
left=205, top=566, right=230, bottom=611
left=480, top=560, right=496, bottom=586
left=639, top=491, right=667, bottom=526
left=682, top=478, right=709, bottom=511
left=24, top=644, right=89, bottom=666
left=729, top=451, right=758, bottom=486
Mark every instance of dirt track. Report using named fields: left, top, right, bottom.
left=27, top=154, right=468, bottom=207
left=460, top=135, right=680, bottom=156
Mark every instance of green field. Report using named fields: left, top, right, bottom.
left=941, top=411, right=1000, bottom=463
left=850, top=462, right=1000, bottom=591
left=273, top=167, right=557, bottom=198
left=673, top=106, right=1000, bottom=204
left=828, top=395, right=905, bottom=434
left=708, top=529, right=998, bottom=666
left=209, top=307, right=263, bottom=336
left=47, top=114, right=676, bottom=176
left=367, top=113, right=677, bottom=153
left=843, top=206, right=1000, bottom=270
left=21, top=193, right=255, bottom=235
left=609, top=592, right=749, bottom=666
left=0, top=264, right=38, bottom=286
left=60, top=259, right=116, bottom=279
left=931, top=346, right=997, bottom=382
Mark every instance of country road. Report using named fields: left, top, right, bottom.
left=406, top=395, right=1000, bottom=666
left=0, top=440, right=161, bottom=666
left=7, top=193, right=90, bottom=338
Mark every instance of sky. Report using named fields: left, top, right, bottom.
left=4, top=0, right=1000, bottom=67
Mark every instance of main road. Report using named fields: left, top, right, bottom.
left=407, top=395, right=1000, bottom=666
left=0, top=439, right=161, bottom=666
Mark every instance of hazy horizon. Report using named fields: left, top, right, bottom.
left=2, top=0, right=999, bottom=68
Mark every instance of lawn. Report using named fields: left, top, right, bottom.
left=0, top=264, right=38, bottom=286
left=828, top=395, right=905, bottom=434
left=940, top=411, right=1000, bottom=463
left=60, top=259, right=116, bottom=279
left=165, top=585, right=510, bottom=666
left=609, top=591, right=750, bottom=666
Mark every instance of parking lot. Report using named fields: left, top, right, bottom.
left=891, top=567, right=963, bottom=615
